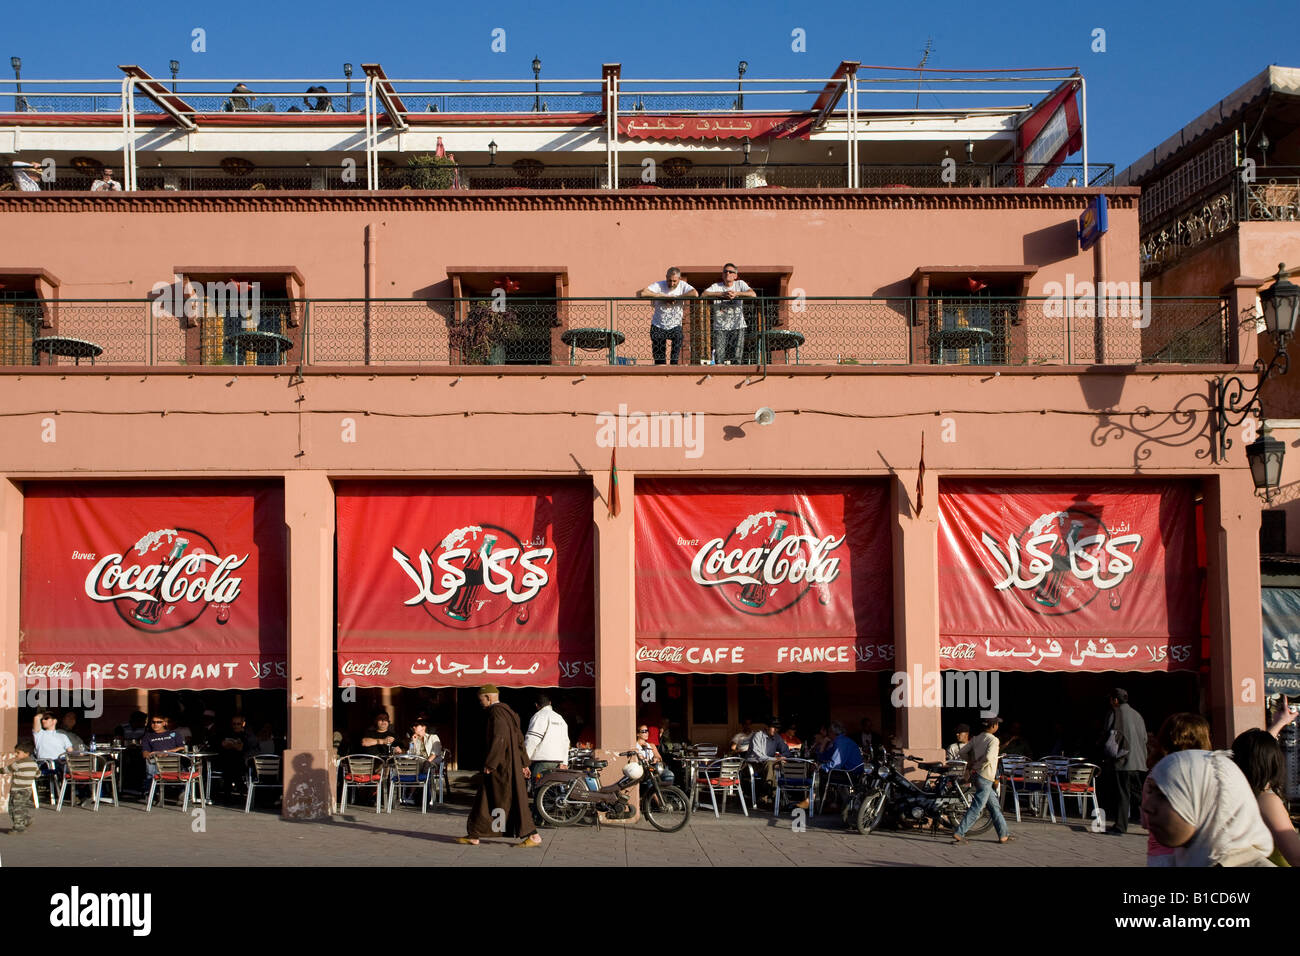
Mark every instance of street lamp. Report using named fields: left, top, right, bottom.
left=169, top=59, right=179, bottom=94
left=1259, top=131, right=1271, bottom=169
left=742, top=135, right=751, bottom=166
left=532, top=55, right=542, bottom=112
left=11, top=56, right=24, bottom=112
left=737, top=59, right=747, bottom=110
left=1213, top=263, right=1300, bottom=467
left=1247, top=424, right=1286, bottom=502
left=343, top=62, right=352, bottom=113
left=488, top=140, right=497, bottom=166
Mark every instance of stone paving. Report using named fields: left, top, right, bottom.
left=2, top=793, right=1150, bottom=867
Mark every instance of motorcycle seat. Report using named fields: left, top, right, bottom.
left=917, top=761, right=947, bottom=772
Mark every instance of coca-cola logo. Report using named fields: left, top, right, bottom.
left=636, top=646, right=685, bottom=663
left=23, top=661, right=76, bottom=678
left=689, top=509, right=844, bottom=616
left=84, top=528, right=247, bottom=633
left=341, top=659, right=391, bottom=677
left=392, top=523, right=554, bottom=631
left=940, top=643, right=978, bottom=661
left=979, top=508, right=1142, bottom=617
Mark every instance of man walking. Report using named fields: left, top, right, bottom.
left=524, top=694, right=570, bottom=786
left=1104, top=687, right=1148, bottom=834
left=637, top=267, right=697, bottom=365
left=703, top=263, right=755, bottom=364
left=460, top=685, right=542, bottom=847
left=952, top=716, right=1012, bottom=844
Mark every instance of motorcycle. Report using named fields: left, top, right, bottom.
left=853, top=750, right=992, bottom=837
left=534, top=749, right=692, bottom=833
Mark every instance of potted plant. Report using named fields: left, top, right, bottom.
left=407, top=153, right=458, bottom=190
left=449, top=300, right=517, bottom=365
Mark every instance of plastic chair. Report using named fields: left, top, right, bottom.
left=58, top=753, right=118, bottom=811
left=386, top=755, right=430, bottom=813
left=339, top=754, right=386, bottom=814
left=1008, top=762, right=1056, bottom=823
left=1051, top=762, right=1100, bottom=823
left=244, top=755, right=282, bottom=813
left=773, top=758, right=817, bottom=816
left=145, top=754, right=203, bottom=811
left=694, top=757, right=748, bottom=818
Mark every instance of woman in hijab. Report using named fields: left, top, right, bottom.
left=1142, top=749, right=1274, bottom=867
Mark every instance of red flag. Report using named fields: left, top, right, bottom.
left=608, top=447, right=621, bottom=518
left=915, top=433, right=925, bottom=515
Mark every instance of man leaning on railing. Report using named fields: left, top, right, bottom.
left=637, top=266, right=698, bottom=365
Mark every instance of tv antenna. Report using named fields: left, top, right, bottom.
left=915, top=38, right=933, bottom=109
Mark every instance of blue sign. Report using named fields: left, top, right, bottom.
left=1078, top=193, right=1108, bottom=251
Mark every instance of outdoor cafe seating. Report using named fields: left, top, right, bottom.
left=694, top=756, right=748, bottom=818
left=339, top=754, right=386, bottom=814
left=386, top=754, right=433, bottom=813
left=772, top=758, right=817, bottom=816
left=57, top=753, right=118, bottom=811
left=244, top=754, right=283, bottom=814
left=145, top=753, right=205, bottom=812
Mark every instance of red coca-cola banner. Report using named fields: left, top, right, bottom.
left=21, top=482, right=287, bottom=690
left=617, top=114, right=815, bottom=141
left=939, top=480, right=1201, bottom=672
left=335, top=481, right=594, bottom=688
left=635, top=480, right=893, bottom=674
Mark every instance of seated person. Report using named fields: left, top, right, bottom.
left=946, top=724, right=971, bottom=763
left=59, top=711, right=88, bottom=750
left=31, top=711, right=73, bottom=799
left=729, top=719, right=754, bottom=755
left=141, top=714, right=187, bottom=800
left=635, top=724, right=673, bottom=784
left=359, top=711, right=403, bottom=757
left=819, top=722, right=864, bottom=774
left=399, top=716, right=443, bottom=805
left=746, top=717, right=791, bottom=801
left=209, top=715, right=257, bottom=800
left=255, top=722, right=280, bottom=755
left=780, top=723, right=802, bottom=752
left=118, top=711, right=148, bottom=743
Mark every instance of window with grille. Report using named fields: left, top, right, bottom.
left=0, top=286, right=42, bottom=366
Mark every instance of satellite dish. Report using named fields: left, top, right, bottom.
left=754, top=407, right=775, bottom=426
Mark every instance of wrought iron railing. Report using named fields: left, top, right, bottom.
left=0, top=296, right=1228, bottom=370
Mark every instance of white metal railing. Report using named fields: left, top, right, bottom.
left=0, top=67, right=1087, bottom=192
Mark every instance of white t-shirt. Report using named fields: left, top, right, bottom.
left=705, top=279, right=752, bottom=330
left=12, top=162, right=41, bottom=191
left=34, top=728, right=73, bottom=761
left=91, top=177, right=122, bottom=191
left=647, top=279, right=696, bottom=330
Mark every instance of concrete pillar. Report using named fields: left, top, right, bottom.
left=0, top=478, right=21, bottom=752
left=892, top=469, right=942, bottom=759
left=282, top=472, right=335, bottom=819
left=1205, top=471, right=1265, bottom=747
left=594, top=469, right=637, bottom=812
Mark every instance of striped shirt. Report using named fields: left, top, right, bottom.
left=3, top=757, right=40, bottom=785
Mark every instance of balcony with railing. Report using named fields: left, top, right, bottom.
left=0, top=295, right=1229, bottom=370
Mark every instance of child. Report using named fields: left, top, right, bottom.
left=3, top=741, right=40, bottom=833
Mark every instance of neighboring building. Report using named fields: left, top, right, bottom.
left=0, top=61, right=1263, bottom=816
left=1120, top=66, right=1300, bottom=705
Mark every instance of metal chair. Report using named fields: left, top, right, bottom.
left=817, top=764, right=863, bottom=815
left=1008, top=761, right=1055, bottom=823
left=145, top=754, right=203, bottom=811
left=244, top=754, right=282, bottom=813
left=428, top=759, right=448, bottom=805
left=386, top=755, right=431, bottom=813
left=1050, top=762, right=1100, bottom=823
left=772, top=758, right=817, bottom=816
left=694, top=757, right=748, bottom=818
left=339, top=754, right=386, bottom=814
left=997, top=754, right=1028, bottom=811
left=58, top=753, right=118, bottom=811
left=34, top=759, right=61, bottom=809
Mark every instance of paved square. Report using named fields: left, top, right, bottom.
left=2, top=796, right=1150, bottom=867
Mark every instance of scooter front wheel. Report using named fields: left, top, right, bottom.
left=643, top=784, right=692, bottom=833
left=856, top=790, right=888, bottom=835
left=535, top=781, right=591, bottom=827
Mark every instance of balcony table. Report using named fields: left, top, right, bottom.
left=225, top=330, right=293, bottom=365
left=561, top=326, right=625, bottom=365
left=32, top=335, right=103, bottom=366
left=761, top=328, right=805, bottom=364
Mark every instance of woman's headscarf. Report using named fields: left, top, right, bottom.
left=1148, top=749, right=1274, bottom=867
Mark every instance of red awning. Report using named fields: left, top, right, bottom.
left=635, top=479, right=893, bottom=673
left=335, top=480, right=594, bottom=688
left=21, top=482, right=287, bottom=690
left=938, top=480, right=1201, bottom=672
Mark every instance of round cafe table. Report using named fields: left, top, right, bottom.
left=32, top=335, right=104, bottom=366
left=561, top=327, right=625, bottom=365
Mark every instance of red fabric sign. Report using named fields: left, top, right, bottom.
left=1015, top=81, right=1083, bottom=186
left=335, top=481, right=594, bottom=688
left=635, top=480, right=893, bottom=673
left=617, top=114, right=815, bottom=141
left=21, top=482, right=286, bottom=690
left=938, top=481, right=1200, bottom=672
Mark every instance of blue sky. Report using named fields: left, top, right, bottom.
left=5, top=0, right=1296, bottom=169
